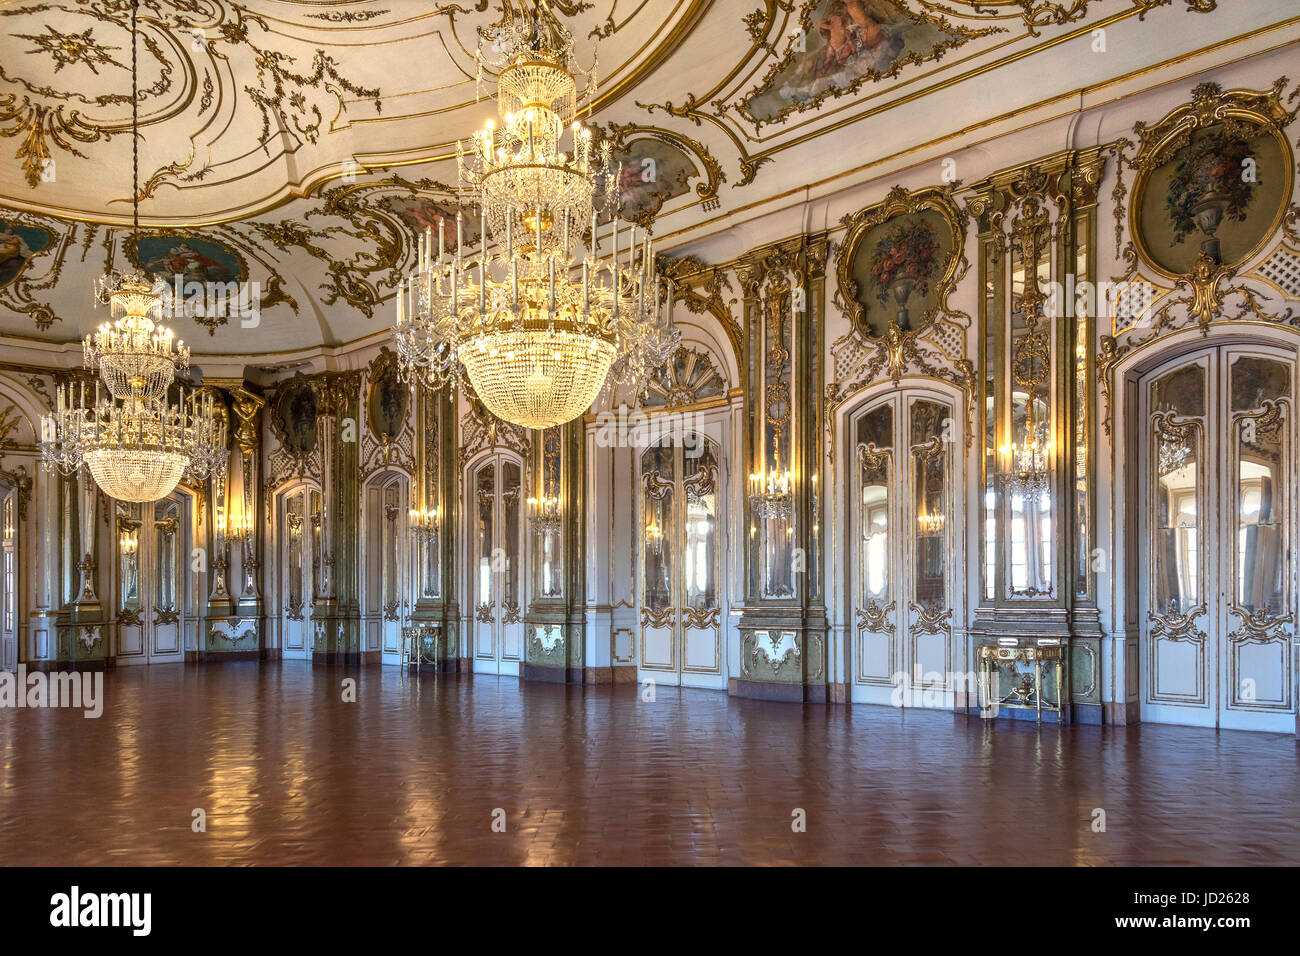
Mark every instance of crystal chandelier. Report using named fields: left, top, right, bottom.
left=84, top=275, right=189, bottom=403
left=40, top=0, right=227, bottom=502
left=392, top=2, right=677, bottom=429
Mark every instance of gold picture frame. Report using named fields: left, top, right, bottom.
left=834, top=184, right=967, bottom=343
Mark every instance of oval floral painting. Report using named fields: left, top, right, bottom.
left=849, top=208, right=954, bottom=338
left=1135, top=122, right=1291, bottom=277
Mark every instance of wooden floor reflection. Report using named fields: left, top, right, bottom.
left=1, top=663, right=1297, bottom=865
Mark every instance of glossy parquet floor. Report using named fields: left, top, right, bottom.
left=1, top=663, right=1297, bottom=865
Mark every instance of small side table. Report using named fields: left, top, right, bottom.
left=401, top=625, right=439, bottom=667
left=978, top=641, right=1066, bottom=723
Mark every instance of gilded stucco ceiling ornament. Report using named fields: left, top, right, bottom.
left=249, top=176, right=455, bottom=320
left=0, top=0, right=381, bottom=196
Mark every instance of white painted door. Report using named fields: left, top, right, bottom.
left=1, top=490, right=16, bottom=671
left=115, top=495, right=187, bottom=665
left=278, top=487, right=317, bottom=660
left=1140, top=345, right=1296, bottom=732
left=470, top=455, right=524, bottom=675
left=364, top=474, right=410, bottom=664
left=850, top=392, right=955, bottom=706
left=638, top=434, right=725, bottom=689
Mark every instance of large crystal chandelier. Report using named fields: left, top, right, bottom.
left=40, top=0, right=227, bottom=502
left=392, top=2, right=677, bottom=429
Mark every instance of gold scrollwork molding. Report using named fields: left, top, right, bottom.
left=1227, top=606, right=1294, bottom=645
left=856, top=599, right=895, bottom=635
left=908, top=602, right=952, bottom=637
left=1148, top=601, right=1207, bottom=644
left=681, top=606, right=720, bottom=630
left=641, top=605, right=674, bottom=629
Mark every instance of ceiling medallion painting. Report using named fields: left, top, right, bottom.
left=0, top=218, right=52, bottom=289
left=737, top=1, right=997, bottom=127
left=592, top=123, right=724, bottom=224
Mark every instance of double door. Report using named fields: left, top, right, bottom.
left=850, top=392, right=955, bottom=705
left=638, top=435, right=725, bottom=689
left=278, top=486, right=321, bottom=660
left=363, top=474, right=411, bottom=663
left=470, top=454, right=524, bottom=675
left=1140, top=345, right=1296, bottom=732
left=116, top=497, right=187, bottom=664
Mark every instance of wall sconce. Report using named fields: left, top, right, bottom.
left=997, top=438, right=1052, bottom=494
left=119, top=529, right=138, bottom=555
left=528, top=494, right=562, bottom=538
left=226, top=513, right=254, bottom=540
left=749, top=468, right=792, bottom=521
left=409, top=506, right=440, bottom=544
left=917, top=511, right=945, bottom=535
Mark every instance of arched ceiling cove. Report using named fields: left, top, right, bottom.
left=0, top=0, right=1290, bottom=356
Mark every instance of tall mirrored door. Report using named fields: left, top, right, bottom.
left=278, top=485, right=322, bottom=660
left=469, top=454, right=523, bottom=675
left=850, top=392, right=955, bottom=705
left=1140, top=345, right=1296, bottom=732
left=363, top=473, right=410, bottom=663
left=115, top=496, right=188, bottom=664
left=638, top=434, right=724, bottom=689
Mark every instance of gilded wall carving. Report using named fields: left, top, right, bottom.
left=1100, top=79, right=1300, bottom=434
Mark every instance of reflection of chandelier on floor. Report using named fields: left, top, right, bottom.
left=392, top=3, right=677, bottom=429
left=39, top=0, right=227, bottom=503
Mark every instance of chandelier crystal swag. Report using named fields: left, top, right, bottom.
left=40, top=0, right=227, bottom=502
left=392, top=2, right=678, bottom=429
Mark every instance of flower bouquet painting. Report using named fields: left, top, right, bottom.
left=869, top=217, right=940, bottom=331
left=1163, top=128, right=1256, bottom=263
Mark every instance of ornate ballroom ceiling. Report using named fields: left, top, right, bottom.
left=0, top=0, right=1292, bottom=356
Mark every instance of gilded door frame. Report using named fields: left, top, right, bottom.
left=461, top=448, right=526, bottom=674
left=1126, top=333, right=1298, bottom=731
left=835, top=377, right=968, bottom=707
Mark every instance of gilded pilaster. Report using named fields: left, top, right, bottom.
left=522, top=420, right=587, bottom=683
left=734, top=233, right=830, bottom=701
left=312, top=370, right=364, bottom=665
